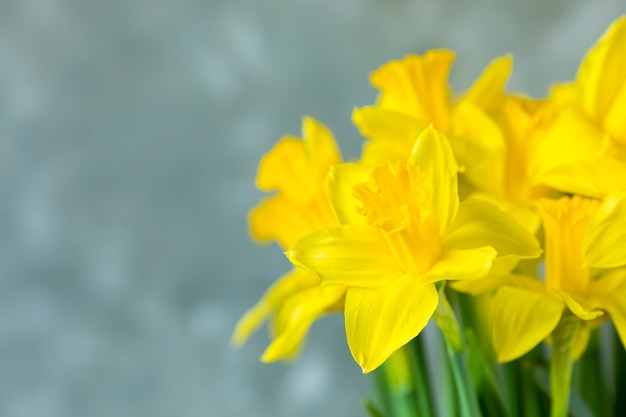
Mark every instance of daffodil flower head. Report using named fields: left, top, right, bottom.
left=353, top=50, right=512, bottom=199
left=532, top=16, right=626, bottom=197
left=288, top=127, right=541, bottom=372
left=233, top=116, right=347, bottom=362
left=491, top=196, right=607, bottom=363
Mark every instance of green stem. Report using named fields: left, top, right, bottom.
left=502, top=362, right=520, bottom=417
left=434, top=287, right=482, bottom=417
left=614, top=323, right=626, bottom=417
left=408, top=338, right=435, bottom=417
left=447, top=345, right=483, bottom=417
left=382, top=345, right=420, bottom=417
left=550, top=314, right=581, bottom=417
left=520, top=360, right=541, bottom=417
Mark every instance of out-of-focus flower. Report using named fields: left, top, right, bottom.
left=490, top=195, right=626, bottom=362
left=531, top=16, right=626, bottom=197
left=352, top=50, right=511, bottom=197
left=232, top=117, right=347, bottom=361
left=287, top=127, right=541, bottom=372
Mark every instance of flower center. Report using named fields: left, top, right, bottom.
left=353, top=161, right=442, bottom=276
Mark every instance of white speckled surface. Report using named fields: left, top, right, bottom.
left=0, top=1, right=624, bottom=416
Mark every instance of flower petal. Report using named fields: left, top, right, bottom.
left=539, top=157, right=626, bottom=198
left=370, top=50, right=454, bottom=131
left=576, top=16, right=626, bottom=122
left=286, top=225, right=403, bottom=288
left=553, top=290, right=604, bottom=321
left=491, top=286, right=564, bottom=362
left=529, top=108, right=605, bottom=187
left=352, top=106, right=428, bottom=164
left=462, top=55, right=512, bottom=112
left=451, top=102, right=506, bottom=196
left=231, top=268, right=320, bottom=346
left=584, top=191, right=626, bottom=268
left=468, top=193, right=542, bottom=235
left=603, top=73, right=626, bottom=143
left=589, top=270, right=626, bottom=349
left=301, top=116, right=343, bottom=176
left=249, top=195, right=335, bottom=249
left=443, top=198, right=542, bottom=259
left=450, top=272, right=534, bottom=295
left=409, top=127, right=459, bottom=236
left=262, top=284, right=346, bottom=362
left=418, top=247, right=497, bottom=285
left=344, top=277, right=438, bottom=373
left=326, top=163, right=372, bottom=226
left=257, top=117, right=341, bottom=198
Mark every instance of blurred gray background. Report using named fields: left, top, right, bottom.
left=0, top=1, right=624, bottom=416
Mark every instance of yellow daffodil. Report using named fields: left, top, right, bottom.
left=488, top=194, right=626, bottom=417
left=233, top=117, right=347, bottom=361
left=489, top=195, right=626, bottom=363
left=353, top=50, right=510, bottom=197
left=352, top=49, right=554, bottom=240
left=287, top=127, right=541, bottom=373
left=531, top=16, right=626, bottom=197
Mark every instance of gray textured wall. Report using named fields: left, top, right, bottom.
left=0, top=1, right=624, bottom=416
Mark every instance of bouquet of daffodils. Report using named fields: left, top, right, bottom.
left=233, top=16, right=626, bottom=417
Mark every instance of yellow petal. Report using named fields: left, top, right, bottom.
left=589, top=270, right=626, bottom=350
left=450, top=101, right=506, bottom=196
left=603, top=74, right=626, bottom=143
left=286, top=225, right=403, bottom=288
left=249, top=196, right=291, bottom=247
left=257, top=117, right=341, bottom=199
left=418, top=247, right=497, bottom=285
left=468, top=193, right=542, bottom=235
left=262, top=284, right=346, bottom=362
left=451, top=275, right=506, bottom=295
left=249, top=195, right=334, bottom=249
left=443, top=198, right=542, bottom=259
left=551, top=82, right=578, bottom=106
left=344, top=276, right=438, bottom=373
left=352, top=106, right=428, bottom=164
left=257, top=137, right=307, bottom=195
left=462, top=54, right=512, bottom=113
left=409, top=127, right=459, bottom=236
left=576, top=16, right=626, bottom=122
left=499, top=97, right=550, bottom=203
left=553, top=290, right=604, bottom=321
left=450, top=272, right=537, bottom=295
left=539, top=157, right=626, bottom=198
left=491, top=286, right=564, bottom=362
left=326, top=163, right=372, bottom=225
left=530, top=108, right=605, bottom=184
left=584, top=191, right=626, bottom=268
left=370, top=50, right=454, bottom=131
left=231, top=268, right=319, bottom=346
left=301, top=116, right=343, bottom=177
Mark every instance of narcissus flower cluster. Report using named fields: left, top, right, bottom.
left=234, top=16, right=626, bottom=417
